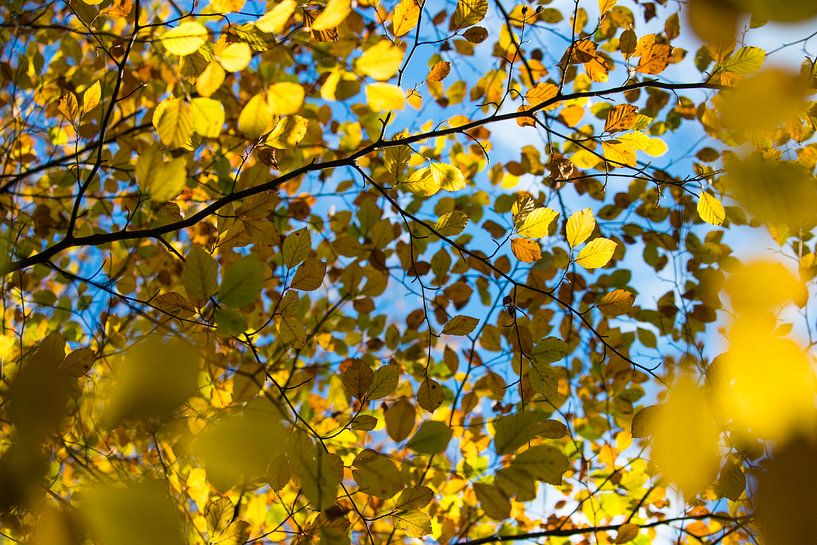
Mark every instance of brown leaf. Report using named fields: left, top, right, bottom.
left=604, top=104, right=639, bottom=133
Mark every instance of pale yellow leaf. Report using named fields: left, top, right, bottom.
left=366, top=82, right=405, bottom=111
left=155, top=97, right=193, bottom=149
left=517, top=207, right=559, bottom=238
left=311, top=0, right=351, bottom=30
left=163, top=21, right=208, bottom=56
left=238, top=93, right=273, bottom=139
left=355, top=40, right=404, bottom=81
left=256, top=0, right=297, bottom=33
left=566, top=208, right=595, bottom=247
left=575, top=238, right=616, bottom=269
left=196, top=62, right=225, bottom=97
left=401, top=167, right=441, bottom=196
left=267, top=82, right=305, bottom=114
left=190, top=97, right=225, bottom=138
left=430, top=162, right=465, bottom=191
left=697, top=190, right=726, bottom=226
left=217, top=42, right=251, bottom=72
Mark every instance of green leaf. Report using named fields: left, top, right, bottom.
left=182, top=246, right=218, bottom=303
left=530, top=337, right=568, bottom=363
left=494, top=411, right=564, bottom=455
left=283, top=228, right=311, bottom=268
left=369, top=363, right=400, bottom=400
left=352, top=449, right=404, bottom=499
left=511, top=445, right=570, bottom=485
left=434, top=211, right=469, bottom=236
left=407, top=420, right=452, bottom=454
left=219, top=255, right=265, bottom=307
left=442, top=315, right=478, bottom=335
left=392, top=511, right=431, bottom=537
left=291, top=258, right=326, bottom=291
left=473, top=483, right=511, bottom=520
left=214, top=307, right=248, bottom=336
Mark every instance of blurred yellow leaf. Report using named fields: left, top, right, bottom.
left=191, top=97, right=225, bottom=138
left=267, top=82, right=305, bottom=114
left=715, top=319, right=816, bottom=441
left=650, top=376, right=721, bottom=496
left=255, top=0, right=297, bottom=33
left=311, top=0, right=351, bottom=30
left=356, top=40, right=404, bottom=80
left=238, top=93, right=274, bottom=139
left=217, top=41, right=251, bottom=72
left=366, top=82, right=405, bottom=111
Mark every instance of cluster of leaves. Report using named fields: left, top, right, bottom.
left=2, top=0, right=817, bottom=544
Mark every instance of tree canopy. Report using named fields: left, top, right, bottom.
left=2, top=0, right=817, bottom=543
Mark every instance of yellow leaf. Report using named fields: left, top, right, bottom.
left=517, top=207, right=559, bottom=238
left=449, top=0, right=488, bottom=30
left=570, top=149, right=601, bottom=169
left=210, top=0, right=244, bottom=13
left=598, top=289, right=635, bottom=316
left=238, top=93, right=273, bottom=139
left=217, top=42, right=251, bottom=72
left=715, top=318, right=816, bottom=441
left=392, top=0, right=420, bottom=37
left=267, top=82, right=305, bottom=114
left=155, top=97, right=193, bottom=149
left=575, top=238, right=616, bottom=269
left=401, top=167, right=441, bottom=196
left=427, top=61, right=451, bottom=83
left=566, top=208, right=595, bottom=247
left=163, top=21, right=208, bottom=56
left=430, top=162, right=465, bottom=191
left=196, top=62, right=225, bottom=97
left=434, top=211, right=469, bottom=236
left=366, top=82, right=405, bottom=111
left=190, top=97, right=224, bottom=138
left=599, top=0, right=617, bottom=12
left=697, top=190, right=726, bottom=226
left=602, top=140, right=636, bottom=167
left=651, top=376, right=721, bottom=496
left=511, top=238, right=541, bottom=262
left=265, top=115, right=308, bottom=149
left=525, top=82, right=558, bottom=107
left=311, top=0, right=351, bottom=31
left=134, top=144, right=188, bottom=202
left=604, top=104, right=638, bottom=133
left=256, top=0, right=297, bottom=33
left=559, top=104, right=584, bottom=127
left=355, top=40, right=405, bottom=81
left=82, top=81, right=101, bottom=113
